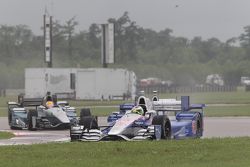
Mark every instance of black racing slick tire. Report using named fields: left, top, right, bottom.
left=80, top=108, right=91, bottom=117
left=79, top=116, right=98, bottom=130
left=152, top=115, right=171, bottom=139
left=27, top=110, right=38, bottom=131
left=70, top=129, right=80, bottom=142
left=8, top=111, right=12, bottom=125
left=195, top=113, right=203, bottom=138
left=10, top=126, right=21, bottom=130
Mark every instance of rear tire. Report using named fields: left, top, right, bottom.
left=27, top=110, right=38, bottom=131
left=152, top=115, right=171, bottom=139
left=195, top=113, right=203, bottom=138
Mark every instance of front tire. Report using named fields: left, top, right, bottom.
left=80, top=108, right=91, bottom=117
left=27, top=110, right=38, bottom=131
left=152, top=115, right=171, bottom=139
left=8, top=109, right=12, bottom=125
left=79, top=116, right=98, bottom=130
left=10, top=126, right=22, bottom=130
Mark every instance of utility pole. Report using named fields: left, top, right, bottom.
left=101, top=23, right=114, bottom=68
left=101, top=24, right=107, bottom=68
left=44, top=13, right=53, bottom=68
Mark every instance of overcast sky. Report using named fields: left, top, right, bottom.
left=0, top=0, right=250, bottom=41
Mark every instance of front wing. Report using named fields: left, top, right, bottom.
left=70, top=125, right=162, bottom=141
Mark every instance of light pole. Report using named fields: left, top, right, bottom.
left=44, top=13, right=53, bottom=68
left=101, top=23, right=115, bottom=68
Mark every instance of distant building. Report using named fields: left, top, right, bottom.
left=241, top=77, right=250, bottom=86
left=206, top=74, right=224, bottom=86
left=25, top=68, right=137, bottom=100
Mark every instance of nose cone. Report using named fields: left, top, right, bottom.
left=108, top=114, right=142, bottom=135
left=49, top=108, right=70, bottom=123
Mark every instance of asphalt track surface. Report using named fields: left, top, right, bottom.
left=1, top=117, right=250, bottom=145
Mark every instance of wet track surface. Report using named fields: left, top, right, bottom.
left=1, top=117, right=250, bottom=145
left=204, top=117, right=250, bottom=138
left=0, top=117, right=70, bottom=145
left=0, top=117, right=107, bottom=145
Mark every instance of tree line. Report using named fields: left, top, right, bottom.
left=1, top=12, right=250, bottom=89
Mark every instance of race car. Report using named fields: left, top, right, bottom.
left=70, top=95, right=205, bottom=141
left=7, top=94, right=77, bottom=130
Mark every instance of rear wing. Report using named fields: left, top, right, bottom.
left=7, top=102, right=20, bottom=110
left=152, top=96, right=205, bottom=112
left=189, top=104, right=206, bottom=110
left=18, top=95, right=43, bottom=107
left=152, top=99, right=181, bottom=112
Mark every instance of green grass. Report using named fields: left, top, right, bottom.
left=157, top=91, right=250, bottom=104
left=0, top=131, right=15, bottom=139
left=0, top=96, right=16, bottom=107
left=89, top=106, right=118, bottom=116
left=0, top=108, right=6, bottom=117
left=0, top=137, right=250, bottom=167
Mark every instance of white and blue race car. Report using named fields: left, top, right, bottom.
left=70, top=95, right=205, bottom=141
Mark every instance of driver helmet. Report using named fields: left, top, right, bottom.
left=131, top=106, right=143, bottom=115
left=46, top=101, right=54, bottom=108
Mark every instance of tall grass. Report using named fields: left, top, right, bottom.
left=0, top=137, right=250, bottom=167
